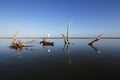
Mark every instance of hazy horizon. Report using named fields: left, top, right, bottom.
left=0, top=36, right=120, bottom=39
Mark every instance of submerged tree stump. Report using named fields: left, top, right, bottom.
left=88, top=34, right=102, bottom=45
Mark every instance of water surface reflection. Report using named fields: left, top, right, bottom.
left=9, top=45, right=34, bottom=56
left=89, top=44, right=101, bottom=54
left=0, top=39, right=120, bottom=80
left=63, top=44, right=72, bottom=64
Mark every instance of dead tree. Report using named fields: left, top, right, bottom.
left=62, top=22, right=71, bottom=44
left=13, top=31, right=19, bottom=43
left=10, top=31, right=25, bottom=48
left=61, top=34, right=67, bottom=44
left=88, top=34, right=102, bottom=45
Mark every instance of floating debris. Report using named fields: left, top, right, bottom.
left=40, top=34, right=54, bottom=46
left=40, top=40, right=54, bottom=46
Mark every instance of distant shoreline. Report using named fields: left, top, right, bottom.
left=0, top=37, right=120, bottom=39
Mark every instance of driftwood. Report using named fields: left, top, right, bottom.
left=40, top=37, right=54, bottom=46
left=88, top=34, right=102, bottom=45
left=10, top=31, right=24, bottom=48
left=10, top=31, right=35, bottom=48
left=40, top=41, right=54, bottom=46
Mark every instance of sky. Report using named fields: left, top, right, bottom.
left=0, top=0, right=120, bottom=37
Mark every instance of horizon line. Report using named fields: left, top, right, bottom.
left=0, top=37, right=120, bottom=39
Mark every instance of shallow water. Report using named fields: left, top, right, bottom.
left=0, top=39, right=120, bottom=80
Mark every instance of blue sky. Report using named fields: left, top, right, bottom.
left=0, top=0, right=120, bottom=37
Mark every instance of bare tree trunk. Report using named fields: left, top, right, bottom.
left=62, top=22, right=71, bottom=44
left=13, top=31, right=18, bottom=43
left=61, top=34, right=67, bottom=44
left=88, top=34, right=102, bottom=45
left=66, top=24, right=69, bottom=43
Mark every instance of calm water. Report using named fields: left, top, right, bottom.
left=0, top=39, right=120, bottom=80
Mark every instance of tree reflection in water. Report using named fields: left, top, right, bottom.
left=10, top=46, right=34, bottom=57
left=63, top=44, right=72, bottom=64
left=89, top=44, right=101, bottom=54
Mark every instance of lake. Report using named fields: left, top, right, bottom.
left=0, top=39, right=120, bottom=80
